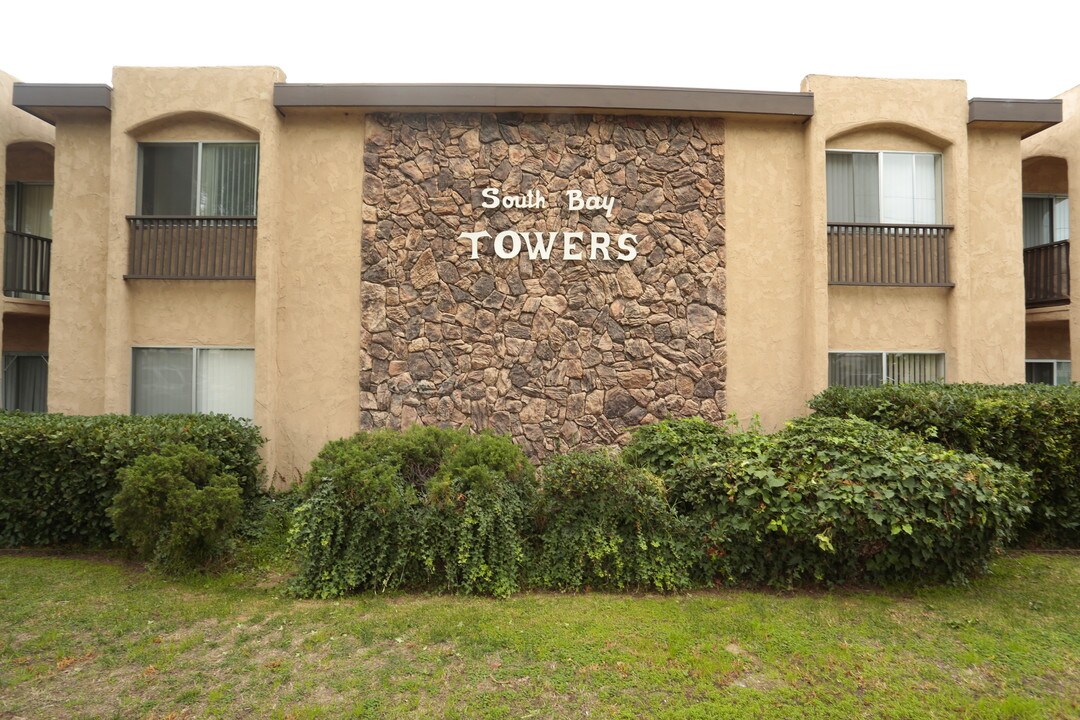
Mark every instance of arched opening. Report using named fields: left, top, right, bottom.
left=4, top=141, right=55, bottom=300
left=1021, top=156, right=1069, bottom=309
left=825, top=124, right=951, bottom=287
left=124, top=112, right=259, bottom=281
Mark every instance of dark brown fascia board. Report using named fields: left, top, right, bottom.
left=12, top=83, right=113, bottom=125
left=273, top=83, right=814, bottom=119
left=968, top=98, right=1062, bottom=127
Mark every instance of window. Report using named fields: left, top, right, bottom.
left=1022, top=194, right=1069, bottom=248
left=2, top=352, right=48, bottom=412
left=137, top=143, right=258, bottom=216
left=1025, top=359, right=1072, bottom=386
left=132, top=347, right=255, bottom=420
left=828, top=351, right=946, bottom=387
left=826, top=151, right=943, bottom=224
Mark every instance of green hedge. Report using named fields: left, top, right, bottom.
left=289, top=426, right=536, bottom=598
left=809, top=383, right=1080, bottom=544
left=532, top=450, right=690, bottom=592
left=664, top=416, right=1031, bottom=587
left=0, top=413, right=265, bottom=547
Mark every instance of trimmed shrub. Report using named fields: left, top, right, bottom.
left=289, top=426, right=536, bottom=598
left=109, top=444, right=244, bottom=572
left=809, top=383, right=1080, bottom=544
left=670, top=416, right=1031, bottom=587
left=532, top=450, right=691, bottom=591
left=0, top=413, right=265, bottom=547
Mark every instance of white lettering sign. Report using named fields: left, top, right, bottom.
left=459, top=186, right=644, bottom=263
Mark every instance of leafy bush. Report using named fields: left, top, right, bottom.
left=670, top=416, right=1031, bottom=587
left=622, top=416, right=735, bottom=479
left=233, top=489, right=302, bottom=573
left=289, top=426, right=536, bottom=598
left=0, top=413, right=264, bottom=547
left=810, top=383, right=1080, bottom=544
left=109, top=444, right=244, bottom=572
left=532, top=450, right=690, bottom=591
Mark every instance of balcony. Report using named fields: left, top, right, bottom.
left=827, top=223, right=953, bottom=287
left=126, top=216, right=256, bottom=280
left=1024, top=240, right=1070, bottom=308
left=4, top=231, right=51, bottom=298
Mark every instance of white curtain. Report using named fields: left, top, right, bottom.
left=196, top=348, right=254, bottom=419
left=1054, top=197, right=1069, bottom=242
left=912, top=154, right=940, bottom=224
left=881, top=153, right=915, bottom=224
left=132, top=348, right=193, bottom=415
left=199, top=144, right=258, bottom=216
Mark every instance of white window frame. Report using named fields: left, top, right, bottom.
left=135, top=141, right=260, bottom=216
left=826, top=149, right=944, bottom=225
left=131, top=345, right=255, bottom=419
left=828, top=350, right=947, bottom=387
left=1025, top=358, right=1072, bottom=386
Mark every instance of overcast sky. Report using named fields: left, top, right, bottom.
left=3, top=1, right=1079, bottom=99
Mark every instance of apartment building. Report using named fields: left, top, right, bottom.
left=5, top=67, right=1068, bottom=482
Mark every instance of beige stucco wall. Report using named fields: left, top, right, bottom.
left=828, top=287, right=949, bottom=351
left=272, top=110, right=364, bottom=483
left=49, top=117, right=110, bottom=414
left=962, top=129, right=1025, bottom=382
left=1026, top=320, right=1070, bottom=358
left=1023, top=84, right=1078, bottom=369
left=799, top=75, right=1028, bottom=387
left=128, top=282, right=256, bottom=346
left=725, top=119, right=811, bottom=428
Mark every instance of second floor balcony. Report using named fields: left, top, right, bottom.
left=827, top=223, right=953, bottom=287
left=126, top=216, right=257, bottom=280
left=4, top=230, right=51, bottom=299
left=1024, top=240, right=1070, bottom=308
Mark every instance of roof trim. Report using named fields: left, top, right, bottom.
left=12, top=83, right=113, bottom=124
left=273, top=83, right=814, bottom=118
left=968, top=98, right=1062, bottom=125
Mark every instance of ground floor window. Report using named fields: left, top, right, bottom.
left=132, top=347, right=254, bottom=420
left=1025, top=359, right=1072, bottom=386
left=828, top=351, right=946, bottom=387
left=2, top=352, right=48, bottom=412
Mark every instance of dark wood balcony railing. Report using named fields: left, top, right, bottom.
left=126, top=216, right=256, bottom=280
left=4, top=231, right=51, bottom=298
left=1024, top=240, right=1070, bottom=308
left=828, top=223, right=953, bottom=287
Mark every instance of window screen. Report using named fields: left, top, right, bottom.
left=829, top=352, right=945, bottom=387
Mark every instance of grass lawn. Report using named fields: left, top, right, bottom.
left=0, top=552, right=1077, bottom=719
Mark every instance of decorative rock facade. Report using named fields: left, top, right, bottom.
left=360, top=113, right=726, bottom=456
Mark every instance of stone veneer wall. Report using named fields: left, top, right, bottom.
left=360, top=112, right=726, bottom=457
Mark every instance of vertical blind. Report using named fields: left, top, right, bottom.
left=199, top=144, right=258, bottom=216
left=829, top=352, right=946, bottom=387
left=139, top=143, right=258, bottom=217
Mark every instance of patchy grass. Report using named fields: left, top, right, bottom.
left=0, top=553, right=1077, bottom=719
